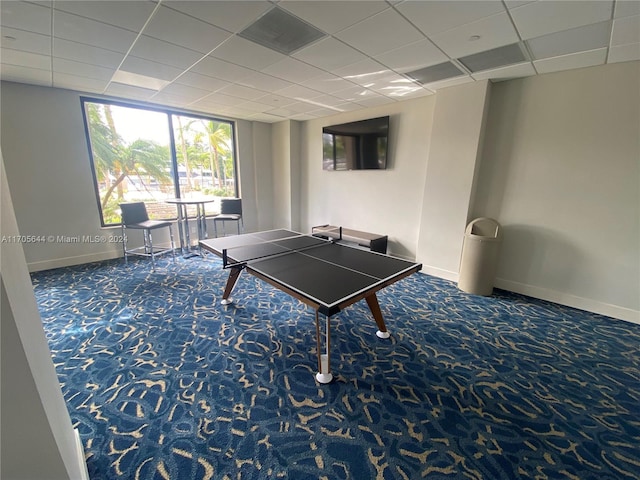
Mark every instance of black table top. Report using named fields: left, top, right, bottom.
left=200, top=229, right=422, bottom=314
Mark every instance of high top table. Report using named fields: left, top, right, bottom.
left=165, top=197, right=217, bottom=256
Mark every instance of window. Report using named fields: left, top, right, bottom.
left=81, top=98, right=237, bottom=226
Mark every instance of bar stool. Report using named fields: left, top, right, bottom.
left=213, top=198, right=243, bottom=237
left=120, top=202, right=176, bottom=269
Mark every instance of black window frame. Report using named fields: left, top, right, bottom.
left=80, top=96, right=238, bottom=227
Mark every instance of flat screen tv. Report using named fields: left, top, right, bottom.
left=322, top=116, right=389, bottom=170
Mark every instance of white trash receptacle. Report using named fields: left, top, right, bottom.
left=458, top=218, right=502, bottom=296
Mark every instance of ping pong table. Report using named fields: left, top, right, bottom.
left=199, top=228, right=422, bottom=384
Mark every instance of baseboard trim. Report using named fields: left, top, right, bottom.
left=494, top=278, right=640, bottom=325
left=73, top=428, right=90, bottom=480
left=418, top=268, right=639, bottom=325
left=419, top=265, right=459, bottom=282
left=28, top=251, right=121, bottom=272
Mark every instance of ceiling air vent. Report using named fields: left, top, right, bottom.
left=458, top=43, right=527, bottom=73
left=405, top=62, right=465, bottom=85
left=238, top=7, right=326, bottom=55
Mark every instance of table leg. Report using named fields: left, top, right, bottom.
left=175, top=204, right=186, bottom=254
left=366, top=293, right=391, bottom=339
left=315, top=310, right=333, bottom=384
left=221, top=266, right=242, bottom=305
left=183, top=207, right=192, bottom=253
left=196, top=203, right=204, bottom=256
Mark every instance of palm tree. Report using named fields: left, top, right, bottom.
left=86, top=103, right=171, bottom=211
left=201, top=120, right=232, bottom=190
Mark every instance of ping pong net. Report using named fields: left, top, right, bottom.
left=221, top=230, right=341, bottom=268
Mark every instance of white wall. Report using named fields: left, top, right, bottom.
left=0, top=82, right=264, bottom=269
left=235, top=119, right=272, bottom=233
left=417, top=80, right=491, bottom=279
left=1, top=83, right=122, bottom=270
left=271, top=121, right=292, bottom=229
left=1, top=153, right=88, bottom=480
left=472, top=61, right=640, bottom=320
left=294, top=62, right=638, bottom=322
left=299, top=95, right=434, bottom=259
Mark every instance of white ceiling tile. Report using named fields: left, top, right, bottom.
left=353, top=94, right=396, bottom=108
left=374, top=39, right=448, bottom=72
left=611, top=15, right=640, bottom=46
left=148, top=91, right=184, bottom=106
left=104, top=82, right=157, bottom=100
left=0, top=1, right=51, bottom=35
left=1, top=48, right=51, bottom=70
left=263, top=100, right=314, bottom=113
left=253, top=93, right=297, bottom=108
left=334, top=9, right=424, bottom=57
left=52, top=72, right=109, bottom=92
left=53, top=10, right=137, bottom=53
left=423, top=74, right=474, bottom=91
left=235, top=100, right=272, bottom=112
left=262, top=57, right=327, bottom=83
left=156, top=82, right=210, bottom=102
left=189, top=56, right=255, bottom=83
left=248, top=112, right=288, bottom=122
left=53, top=38, right=123, bottom=69
left=220, top=105, right=258, bottom=117
left=396, top=0, right=506, bottom=36
left=237, top=72, right=293, bottom=93
left=279, top=1, right=390, bottom=34
left=471, top=62, right=536, bottom=81
left=365, top=71, right=410, bottom=88
left=53, top=57, right=114, bottom=81
left=510, top=0, right=614, bottom=40
left=306, top=93, right=345, bottom=108
left=333, top=101, right=371, bottom=112
left=1, top=27, right=50, bottom=55
left=119, top=56, right=183, bottom=82
left=375, top=83, right=425, bottom=99
left=265, top=105, right=307, bottom=117
left=533, top=48, right=608, bottom=74
left=614, top=0, right=640, bottom=18
left=196, top=92, right=245, bottom=108
left=275, top=83, right=324, bottom=99
left=217, top=83, right=268, bottom=100
left=307, top=106, right=346, bottom=116
left=290, top=112, right=321, bottom=121
left=607, top=42, right=640, bottom=63
left=129, top=36, right=204, bottom=70
left=210, top=36, right=285, bottom=70
left=293, top=37, right=368, bottom=71
left=389, top=86, right=433, bottom=100
left=1, top=63, right=51, bottom=86
left=430, top=12, right=519, bottom=59
left=142, top=5, right=232, bottom=54
left=329, top=84, right=371, bottom=101
left=53, top=1, right=156, bottom=32
left=528, top=21, right=611, bottom=60
left=164, top=1, right=271, bottom=33
left=302, top=74, right=355, bottom=94
left=176, top=71, right=231, bottom=92
left=332, top=58, right=391, bottom=83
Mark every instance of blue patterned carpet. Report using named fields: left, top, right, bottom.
left=32, top=256, right=640, bottom=480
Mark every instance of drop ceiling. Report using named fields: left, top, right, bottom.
left=1, top=0, right=638, bottom=123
